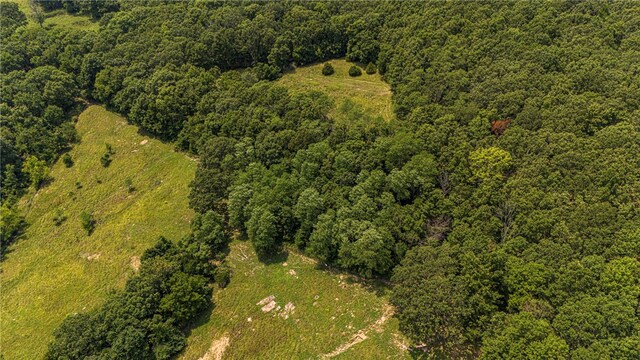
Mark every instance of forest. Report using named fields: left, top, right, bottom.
left=1, top=1, right=639, bottom=359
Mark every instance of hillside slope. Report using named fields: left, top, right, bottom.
left=180, top=242, right=409, bottom=360
left=0, top=105, right=196, bottom=359
left=278, top=59, right=393, bottom=121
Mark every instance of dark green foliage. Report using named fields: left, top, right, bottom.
left=62, top=153, right=73, bottom=168
left=0, top=2, right=26, bottom=38
left=191, top=211, right=229, bottom=254
left=100, top=143, right=114, bottom=167
left=365, top=62, right=376, bottom=75
left=348, top=65, right=362, bottom=77
left=79, top=211, right=95, bottom=235
left=5, top=1, right=638, bottom=357
left=247, top=207, right=279, bottom=258
left=322, top=62, right=335, bottom=76
left=0, top=201, right=25, bottom=257
left=52, top=208, right=66, bottom=226
left=214, top=265, right=231, bottom=288
left=47, top=232, right=219, bottom=359
left=124, top=177, right=134, bottom=193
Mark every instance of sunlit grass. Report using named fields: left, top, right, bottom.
left=180, top=242, right=409, bottom=359
left=0, top=106, right=196, bottom=359
left=278, top=59, right=394, bottom=122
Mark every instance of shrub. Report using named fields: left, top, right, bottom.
left=214, top=265, right=231, bottom=288
left=80, top=211, right=95, bottom=235
left=52, top=209, right=66, bottom=226
left=62, top=153, right=73, bottom=167
left=365, top=62, right=377, bottom=74
left=125, top=178, right=135, bottom=193
left=322, top=63, right=335, bottom=76
left=348, top=65, right=362, bottom=77
left=101, top=143, right=114, bottom=167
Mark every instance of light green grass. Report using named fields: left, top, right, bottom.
left=44, top=10, right=99, bottom=31
left=9, top=0, right=99, bottom=31
left=180, top=242, right=410, bottom=359
left=278, top=59, right=394, bottom=121
left=0, top=105, right=196, bottom=359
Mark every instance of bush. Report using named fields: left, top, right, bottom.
left=52, top=209, right=66, bottom=226
left=80, top=211, right=95, bottom=235
left=101, top=143, right=114, bottom=167
left=214, top=265, right=231, bottom=288
left=100, top=154, right=111, bottom=167
left=322, top=63, right=335, bottom=76
left=348, top=65, right=362, bottom=77
left=62, top=153, right=73, bottom=168
left=125, top=178, right=135, bottom=193
left=365, top=62, right=377, bottom=75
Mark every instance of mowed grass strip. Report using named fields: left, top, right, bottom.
left=0, top=105, right=196, bottom=359
left=180, top=242, right=410, bottom=360
left=277, top=59, right=394, bottom=122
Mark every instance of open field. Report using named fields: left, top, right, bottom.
left=180, top=241, right=410, bottom=360
left=10, top=0, right=99, bottom=31
left=0, top=106, right=196, bottom=359
left=278, top=59, right=394, bottom=122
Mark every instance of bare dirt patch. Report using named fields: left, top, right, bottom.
left=320, top=304, right=395, bottom=358
left=198, top=335, right=230, bottom=360
left=130, top=256, right=141, bottom=272
left=80, top=252, right=100, bottom=261
left=279, top=302, right=295, bottom=319
left=257, top=295, right=277, bottom=313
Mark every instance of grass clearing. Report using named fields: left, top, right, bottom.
left=10, top=0, right=99, bottom=31
left=180, top=241, right=410, bottom=360
left=278, top=59, right=394, bottom=121
left=0, top=105, right=196, bottom=359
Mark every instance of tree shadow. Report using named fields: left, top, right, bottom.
left=315, top=261, right=392, bottom=297
left=258, top=248, right=289, bottom=265
left=0, top=220, right=28, bottom=262
left=181, top=300, right=215, bottom=339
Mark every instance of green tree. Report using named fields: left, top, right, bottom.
left=365, top=62, right=376, bottom=75
left=482, top=313, right=569, bottom=360
left=338, top=226, right=393, bottom=277
left=348, top=65, right=362, bottom=77
left=469, top=146, right=512, bottom=181
left=293, top=187, right=324, bottom=249
left=22, top=156, right=48, bottom=188
left=79, top=211, right=95, bottom=235
left=191, top=210, right=229, bottom=253
left=247, top=207, right=279, bottom=257
left=159, top=272, right=210, bottom=324
left=62, top=153, right=73, bottom=168
left=322, top=62, right=334, bottom=76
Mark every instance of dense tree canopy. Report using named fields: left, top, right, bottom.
left=1, top=1, right=638, bottom=358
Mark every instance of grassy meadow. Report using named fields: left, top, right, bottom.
left=0, top=106, right=196, bottom=359
left=278, top=59, right=394, bottom=122
left=180, top=241, right=409, bottom=360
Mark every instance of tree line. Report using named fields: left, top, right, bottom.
left=1, top=1, right=638, bottom=358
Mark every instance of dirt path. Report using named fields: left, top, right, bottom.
left=198, top=335, right=230, bottom=360
left=320, top=304, right=394, bottom=359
